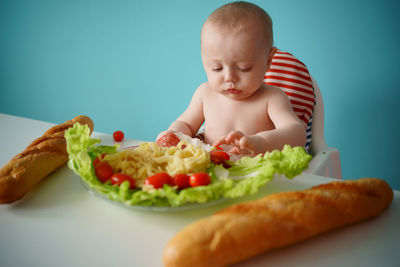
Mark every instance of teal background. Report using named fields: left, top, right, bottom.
left=1, top=0, right=399, bottom=189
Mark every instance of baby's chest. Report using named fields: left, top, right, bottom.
left=203, top=100, right=273, bottom=133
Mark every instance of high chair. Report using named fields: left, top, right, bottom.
left=303, top=77, right=342, bottom=178
left=265, top=49, right=342, bottom=179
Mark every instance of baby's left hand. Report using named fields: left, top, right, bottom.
left=213, top=131, right=265, bottom=155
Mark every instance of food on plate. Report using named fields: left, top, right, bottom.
left=103, top=141, right=210, bottom=187
left=94, top=161, right=114, bottom=183
left=113, top=130, right=124, bottom=142
left=209, top=150, right=231, bottom=168
left=0, top=115, right=94, bottom=204
left=156, top=132, right=181, bottom=147
left=189, top=172, right=211, bottom=187
left=144, top=172, right=174, bottom=189
left=172, top=174, right=191, bottom=190
left=65, top=123, right=312, bottom=207
left=110, top=173, right=136, bottom=189
left=163, top=178, right=393, bottom=267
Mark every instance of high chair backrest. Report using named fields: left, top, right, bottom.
left=308, top=76, right=327, bottom=155
left=264, top=49, right=315, bottom=150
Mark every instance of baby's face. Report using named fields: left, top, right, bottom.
left=201, top=20, right=270, bottom=100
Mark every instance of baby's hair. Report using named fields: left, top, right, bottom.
left=204, top=1, right=273, bottom=48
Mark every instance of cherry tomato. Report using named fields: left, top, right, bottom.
left=113, top=130, right=124, bottom=142
left=110, top=173, right=136, bottom=189
left=93, top=153, right=106, bottom=166
left=210, top=150, right=230, bottom=165
left=189, top=172, right=211, bottom=187
left=144, top=172, right=173, bottom=189
left=173, top=174, right=190, bottom=190
left=94, top=161, right=113, bottom=183
left=156, top=132, right=180, bottom=147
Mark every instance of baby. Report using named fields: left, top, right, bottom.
left=157, top=1, right=306, bottom=155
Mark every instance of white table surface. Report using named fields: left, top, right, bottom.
left=1, top=113, right=399, bottom=267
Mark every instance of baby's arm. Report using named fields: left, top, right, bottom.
left=157, top=83, right=206, bottom=140
left=214, top=88, right=306, bottom=154
left=257, top=88, right=306, bottom=150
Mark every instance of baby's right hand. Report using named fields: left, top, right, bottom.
left=213, top=131, right=266, bottom=155
left=213, top=131, right=249, bottom=154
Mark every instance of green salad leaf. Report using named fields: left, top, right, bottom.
left=65, top=123, right=312, bottom=207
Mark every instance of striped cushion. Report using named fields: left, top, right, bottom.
left=264, top=49, right=315, bottom=150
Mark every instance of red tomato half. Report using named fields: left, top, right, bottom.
left=189, top=172, right=211, bottom=187
left=113, top=130, right=124, bottom=142
left=173, top=174, right=191, bottom=190
left=156, top=132, right=180, bottom=147
left=94, top=161, right=113, bottom=183
left=210, top=150, right=230, bottom=165
left=214, top=145, right=223, bottom=151
left=110, top=173, right=136, bottom=189
left=144, top=172, right=173, bottom=189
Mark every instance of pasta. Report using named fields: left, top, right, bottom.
left=103, top=141, right=210, bottom=187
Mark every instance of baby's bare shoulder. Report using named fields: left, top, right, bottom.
left=257, top=84, right=289, bottom=103
left=197, top=82, right=211, bottom=91
left=194, top=82, right=211, bottom=97
left=196, top=82, right=221, bottom=101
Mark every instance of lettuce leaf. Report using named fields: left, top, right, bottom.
left=65, top=123, right=312, bottom=207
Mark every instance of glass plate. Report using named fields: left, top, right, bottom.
left=84, top=143, right=231, bottom=211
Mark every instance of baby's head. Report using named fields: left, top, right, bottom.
left=201, top=1, right=275, bottom=100
left=202, top=1, right=273, bottom=52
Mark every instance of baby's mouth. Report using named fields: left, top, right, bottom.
left=226, top=88, right=241, bottom=94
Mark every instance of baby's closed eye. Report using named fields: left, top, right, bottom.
left=237, top=66, right=252, bottom=72
left=212, top=67, right=223, bottom=72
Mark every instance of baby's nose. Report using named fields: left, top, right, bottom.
left=224, top=68, right=238, bottom=82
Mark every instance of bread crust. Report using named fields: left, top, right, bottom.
left=0, top=115, right=94, bottom=204
left=163, top=178, right=393, bottom=267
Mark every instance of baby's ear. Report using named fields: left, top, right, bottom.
left=266, top=46, right=277, bottom=70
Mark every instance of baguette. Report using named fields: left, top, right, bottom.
left=0, top=115, right=94, bottom=204
left=163, top=177, right=393, bottom=267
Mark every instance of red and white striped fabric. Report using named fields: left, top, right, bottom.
left=264, top=49, right=315, bottom=150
